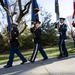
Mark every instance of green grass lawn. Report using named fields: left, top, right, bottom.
left=0, top=42, right=75, bottom=65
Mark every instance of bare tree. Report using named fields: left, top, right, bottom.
left=0, top=0, right=32, bottom=34
left=16, top=0, right=32, bottom=23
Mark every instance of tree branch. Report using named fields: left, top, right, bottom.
left=18, top=0, right=22, bottom=12
left=16, top=0, right=32, bottom=23
left=19, top=21, right=27, bottom=35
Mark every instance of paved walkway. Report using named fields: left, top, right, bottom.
left=0, top=55, right=75, bottom=75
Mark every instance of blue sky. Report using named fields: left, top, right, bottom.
left=37, top=0, right=73, bottom=22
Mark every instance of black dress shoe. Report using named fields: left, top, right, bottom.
left=4, top=65, right=12, bottom=68
left=30, top=61, right=34, bottom=63
left=57, top=55, right=63, bottom=59
left=28, top=59, right=34, bottom=63
left=42, top=58, right=48, bottom=61
left=20, top=60, right=27, bottom=64
left=64, top=55, right=68, bottom=57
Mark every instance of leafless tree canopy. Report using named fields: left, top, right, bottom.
left=0, top=0, right=32, bottom=34
left=9, top=0, right=32, bottom=22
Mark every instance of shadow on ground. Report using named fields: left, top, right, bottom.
left=0, top=55, right=75, bottom=75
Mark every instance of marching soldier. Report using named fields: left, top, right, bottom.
left=29, top=19, right=48, bottom=63
left=57, top=18, right=68, bottom=59
left=4, top=23, right=27, bottom=68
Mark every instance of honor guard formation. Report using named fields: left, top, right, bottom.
left=0, top=0, right=74, bottom=68
left=3, top=17, right=69, bottom=68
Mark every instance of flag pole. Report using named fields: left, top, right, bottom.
left=4, top=0, right=12, bottom=41
left=55, top=0, right=60, bottom=30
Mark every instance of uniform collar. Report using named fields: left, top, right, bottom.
left=60, top=23, right=64, bottom=26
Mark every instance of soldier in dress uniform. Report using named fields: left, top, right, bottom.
left=29, top=19, right=48, bottom=63
left=4, top=23, right=27, bottom=68
left=57, top=18, right=68, bottom=59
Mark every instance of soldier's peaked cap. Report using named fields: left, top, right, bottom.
left=59, top=17, right=65, bottom=20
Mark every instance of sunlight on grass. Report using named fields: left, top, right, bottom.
left=0, top=42, right=75, bottom=65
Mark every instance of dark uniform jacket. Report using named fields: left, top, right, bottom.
left=34, top=27, right=42, bottom=44
left=10, top=28, right=19, bottom=47
left=30, top=27, right=42, bottom=44
left=59, top=23, right=67, bottom=40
